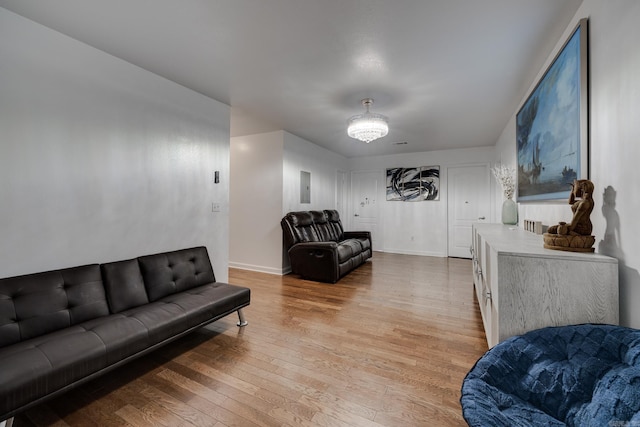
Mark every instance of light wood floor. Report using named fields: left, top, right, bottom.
left=13, top=252, right=488, bottom=427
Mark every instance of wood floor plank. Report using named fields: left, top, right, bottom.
left=23, top=405, right=70, bottom=427
left=11, top=252, right=487, bottom=426
left=113, top=404, right=158, bottom=427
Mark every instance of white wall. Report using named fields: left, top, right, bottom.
left=229, top=131, right=284, bottom=274
left=282, top=132, right=349, bottom=271
left=495, top=0, right=640, bottom=328
left=348, top=147, right=495, bottom=257
left=283, top=132, right=348, bottom=213
left=229, top=131, right=347, bottom=274
left=0, top=9, right=231, bottom=280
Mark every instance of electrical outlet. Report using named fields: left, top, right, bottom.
left=212, top=202, right=221, bottom=212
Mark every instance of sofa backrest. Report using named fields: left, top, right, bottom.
left=324, top=210, right=345, bottom=241
left=102, top=246, right=216, bottom=312
left=138, top=246, right=216, bottom=302
left=281, top=211, right=321, bottom=249
left=0, top=264, right=109, bottom=348
left=101, top=258, right=149, bottom=313
left=310, top=211, right=332, bottom=241
left=0, top=247, right=217, bottom=346
left=281, top=210, right=348, bottom=250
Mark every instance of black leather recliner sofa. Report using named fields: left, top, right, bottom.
left=0, top=246, right=250, bottom=422
left=281, top=210, right=372, bottom=283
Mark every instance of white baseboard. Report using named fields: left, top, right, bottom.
left=379, top=248, right=447, bottom=257
left=229, top=261, right=290, bottom=276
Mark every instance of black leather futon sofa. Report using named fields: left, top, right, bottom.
left=0, top=246, right=250, bottom=422
left=281, top=210, right=372, bottom=283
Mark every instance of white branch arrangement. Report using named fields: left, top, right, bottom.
left=491, top=163, right=516, bottom=199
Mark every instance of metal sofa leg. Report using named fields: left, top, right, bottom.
left=236, top=308, right=248, bottom=327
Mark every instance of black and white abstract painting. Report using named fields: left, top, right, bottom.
left=386, top=166, right=440, bottom=201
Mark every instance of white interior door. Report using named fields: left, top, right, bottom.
left=448, top=165, right=490, bottom=258
left=351, top=171, right=380, bottom=249
left=336, top=170, right=347, bottom=214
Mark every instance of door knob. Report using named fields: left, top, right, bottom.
left=478, top=216, right=486, bottom=220
left=354, top=214, right=360, bottom=217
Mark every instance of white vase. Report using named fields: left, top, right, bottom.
left=501, top=197, right=518, bottom=225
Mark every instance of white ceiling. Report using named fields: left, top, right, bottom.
left=0, top=0, right=583, bottom=158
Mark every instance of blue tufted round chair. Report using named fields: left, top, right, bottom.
left=461, top=324, right=640, bottom=426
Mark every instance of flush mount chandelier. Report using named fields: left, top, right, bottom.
left=347, top=98, right=389, bottom=143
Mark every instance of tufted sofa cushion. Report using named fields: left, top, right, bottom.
left=138, top=247, right=216, bottom=302
left=0, top=265, right=109, bottom=347
left=461, top=324, right=640, bottom=426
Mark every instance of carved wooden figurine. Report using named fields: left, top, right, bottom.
left=543, top=179, right=596, bottom=252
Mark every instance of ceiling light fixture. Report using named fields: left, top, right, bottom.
left=347, top=98, right=389, bottom=143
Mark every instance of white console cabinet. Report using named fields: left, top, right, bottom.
left=471, top=223, right=619, bottom=348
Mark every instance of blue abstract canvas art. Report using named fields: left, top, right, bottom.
left=517, top=19, right=588, bottom=202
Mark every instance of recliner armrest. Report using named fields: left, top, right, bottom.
left=288, top=241, right=338, bottom=253
left=344, top=231, right=371, bottom=240
left=287, top=241, right=341, bottom=283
